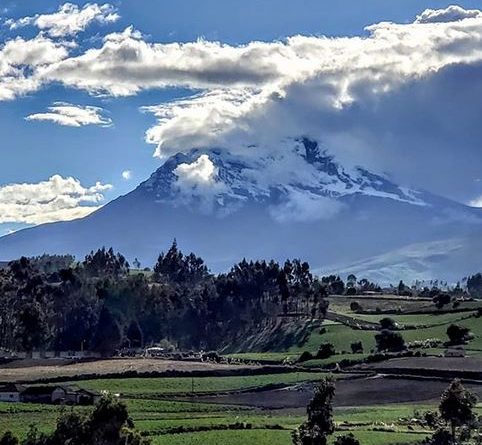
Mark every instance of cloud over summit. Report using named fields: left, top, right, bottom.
left=2, top=3, right=482, bottom=206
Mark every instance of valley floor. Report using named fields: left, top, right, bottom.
left=2, top=296, right=482, bottom=444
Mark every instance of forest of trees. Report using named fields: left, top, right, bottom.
left=0, top=242, right=330, bottom=354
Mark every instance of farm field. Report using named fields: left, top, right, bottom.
left=227, top=298, right=482, bottom=366
left=2, top=297, right=482, bottom=445
left=0, top=358, right=259, bottom=383
left=0, top=379, right=455, bottom=445
left=74, top=372, right=329, bottom=396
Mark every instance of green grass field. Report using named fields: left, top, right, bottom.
left=74, top=372, right=327, bottom=396
left=2, top=298, right=482, bottom=445
left=0, top=374, right=450, bottom=445
left=226, top=303, right=482, bottom=367
left=0, top=399, right=435, bottom=445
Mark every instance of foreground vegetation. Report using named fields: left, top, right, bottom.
left=3, top=376, right=480, bottom=445
left=2, top=245, right=482, bottom=444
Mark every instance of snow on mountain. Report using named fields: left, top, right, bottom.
left=139, top=138, right=427, bottom=214
left=0, top=137, right=481, bottom=281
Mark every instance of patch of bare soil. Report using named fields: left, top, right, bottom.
left=0, top=358, right=257, bottom=383
left=193, top=376, right=482, bottom=410
left=362, top=356, right=482, bottom=373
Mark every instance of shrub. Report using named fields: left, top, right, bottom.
left=350, top=301, right=361, bottom=312
left=202, top=351, right=221, bottom=362
left=345, top=287, right=357, bottom=296
left=427, top=429, right=452, bottom=445
left=0, top=432, right=18, bottom=445
left=375, top=330, right=406, bottom=352
left=350, top=341, right=363, bottom=354
left=446, top=324, right=471, bottom=345
left=298, top=351, right=314, bottom=362
left=433, top=294, right=451, bottom=309
left=334, top=433, right=361, bottom=445
left=316, top=343, right=336, bottom=359
left=379, top=317, right=397, bottom=330
left=423, top=410, right=440, bottom=428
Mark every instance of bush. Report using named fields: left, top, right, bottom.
left=202, top=351, right=221, bottom=362
left=350, top=341, right=363, bottom=354
left=334, top=433, right=361, bottom=445
left=298, top=351, right=314, bottom=362
left=375, top=330, right=406, bottom=352
left=316, top=343, right=336, bottom=359
left=379, top=317, right=397, bottom=330
left=433, top=294, right=451, bottom=309
left=423, top=410, right=440, bottom=428
left=350, top=301, right=361, bottom=312
left=345, top=287, right=357, bottom=296
left=428, top=429, right=452, bottom=445
left=0, top=432, right=18, bottom=445
left=446, top=324, right=471, bottom=345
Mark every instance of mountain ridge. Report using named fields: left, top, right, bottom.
left=0, top=138, right=481, bottom=282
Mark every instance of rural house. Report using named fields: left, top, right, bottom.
left=13, top=385, right=100, bottom=405
left=0, top=383, right=25, bottom=402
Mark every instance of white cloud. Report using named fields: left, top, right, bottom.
left=0, top=175, right=112, bottom=224
left=0, top=34, right=70, bottom=100
left=121, top=170, right=132, bottom=180
left=7, top=3, right=119, bottom=37
left=174, top=154, right=217, bottom=185
left=415, top=5, right=482, bottom=24
left=469, top=196, right=482, bottom=208
left=26, top=102, right=112, bottom=127
left=269, top=188, right=344, bottom=223
left=2, top=5, right=482, bottom=203
left=172, top=155, right=227, bottom=212
left=133, top=7, right=482, bottom=157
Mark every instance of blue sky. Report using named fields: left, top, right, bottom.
left=1, top=0, right=482, bottom=235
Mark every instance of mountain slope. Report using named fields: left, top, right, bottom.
left=0, top=138, right=481, bottom=281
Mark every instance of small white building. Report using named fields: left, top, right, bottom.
left=0, top=384, right=25, bottom=402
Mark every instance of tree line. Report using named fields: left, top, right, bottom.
left=0, top=241, right=329, bottom=354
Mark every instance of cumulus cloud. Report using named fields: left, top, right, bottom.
left=415, top=5, right=482, bottom=24
left=122, top=170, right=132, bottom=180
left=6, top=3, right=119, bottom=37
left=0, top=34, right=70, bottom=100
left=172, top=155, right=227, bottom=212
left=133, top=8, right=482, bottom=158
left=26, top=102, right=112, bottom=127
left=174, top=154, right=217, bottom=185
left=0, top=175, right=112, bottom=225
left=2, top=5, right=482, bottom=204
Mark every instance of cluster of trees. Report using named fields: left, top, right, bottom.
left=0, top=242, right=329, bottom=354
left=292, top=378, right=359, bottom=445
left=293, top=378, right=479, bottom=445
left=0, top=396, right=149, bottom=445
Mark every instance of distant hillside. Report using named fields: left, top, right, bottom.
left=1, top=138, right=481, bottom=281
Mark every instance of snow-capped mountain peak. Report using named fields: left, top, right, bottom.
left=139, top=137, right=427, bottom=214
